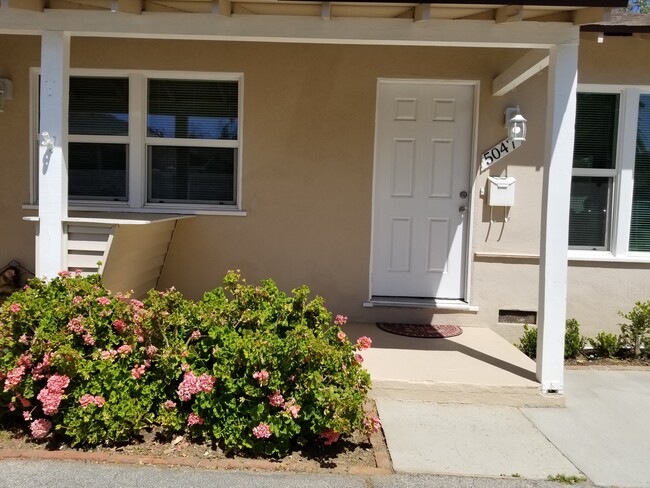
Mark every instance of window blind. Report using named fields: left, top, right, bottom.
left=630, top=94, right=650, bottom=251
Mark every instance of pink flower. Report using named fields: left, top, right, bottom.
left=30, top=419, right=52, bottom=439
left=163, top=400, right=176, bottom=409
left=190, top=330, right=201, bottom=341
left=180, top=351, right=188, bottom=358
left=177, top=371, right=215, bottom=401
left=96, top=296, right=111, bottom=306
left=37, top=388, right=63, bottom=415
left=94, top=396, right=105, bottom=408
left=72, top=295, right=83, bottom=306
left=18, top=334, right=29, bottom=345
left=18, top=353, right=32, bottom=368
left=57, top=270, right=72, bottom=278
left=181, top=363, right=190, bottom=372
left=130, top=299, right=144, bottom=311
left=252, top=370, right=269, bottom=385
left=355, top=336, right=372, bottom=351
left=112, top=319, right=127, bottom=334
left=79, top=394, right=95, bottom=408
left=252, top=422, right=272, bottom=439
left=100, top=350, right=114, bottom=360
left=320, top=428, right=340, bottom=445
left=337, top=331, right=347, bottom=342
left=364, top=415, right=382, bottom=434
left=334, top=315, right=348, bottom=325
left=284, top=400, right=301, bottom=419
left=197, top=373, right=215, bottom=393
left=32, top=353, right=53, bottom=380
left=74, top=269, right=83, bottom=276
left=117, top=344, right=132, bottom=355
left=8, top=303, right=21, bottom=313
left=3, top=366, right=26, bottom=392
left=22, top=411, right=32, bottom=421
left=8, top=403, right=15, bottom=412
left=146, top=345, right=158, bottom=358
left=131, top=364, right=146, bottom=379
left=37, top=374, right=70, bottom=415
left=46, top=374, right=70, bottom=392
left=67, top=316, right=85, bottom=334
left=18, top=396, right=31, bottom=408
left=268, top=391, right=285, bottom=407
left=83, top=334, right=95, bottom=346
left=354, top=354, right=364, bottom=364
left=187, top=413, right=204, bottom=426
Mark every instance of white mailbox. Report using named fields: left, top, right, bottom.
left=487, top=176, right=516, bottom=207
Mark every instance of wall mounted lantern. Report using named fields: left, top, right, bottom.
left=505, top=106, right=527, bottom=142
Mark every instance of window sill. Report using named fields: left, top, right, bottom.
left=568, top=250, right=650, bottom=264
left=21, top=204, right=247, bottom=218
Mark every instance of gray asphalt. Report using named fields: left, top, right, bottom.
left=0, top=460, right=597, bottom=488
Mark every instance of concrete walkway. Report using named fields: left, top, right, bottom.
left=348, top=324, right=560, bottom=407
left=377, top=369, right=650, bottom=487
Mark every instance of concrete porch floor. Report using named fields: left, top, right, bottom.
left=343, top=323, right=563, bottom=407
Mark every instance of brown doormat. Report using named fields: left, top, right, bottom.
left=376, top=322, right=462, bottom=338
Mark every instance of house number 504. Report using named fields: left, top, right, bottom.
left=480, top=138, right=523, bottom=173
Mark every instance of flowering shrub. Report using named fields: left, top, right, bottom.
left=0, top=270, right=377, bottom=456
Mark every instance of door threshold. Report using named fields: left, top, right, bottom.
left=363, top=296, right=479, bottom=312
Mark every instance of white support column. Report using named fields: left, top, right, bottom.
left=37, top=31, right=70, bottom=279
left=537, top=41, right=579, bottom=394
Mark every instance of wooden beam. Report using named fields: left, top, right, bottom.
left=493, top=49, right=549, bottom=97
left=580, top=31, right=604, bottom=42
left=321, top=1, right=331, bottom=20
left=117, top=0, right=141, bottom=14
left=572, top=7, right=610, bottom=25
left=7, top=0, right=46, bottom=11
left=494, top=5, right=522, bottom=24
left=213, top=0, right=231, bottom=17
left=633, top=33, right=650, bottom=41
left=0, top=10, right=581, bottom=49
left=414, top=3, right=430, bottom=22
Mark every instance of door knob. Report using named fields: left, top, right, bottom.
left=459, top=206, right=468, bottom=213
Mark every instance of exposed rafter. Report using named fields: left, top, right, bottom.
left=572, top=7, right=610, bottom=25
left=117, top=0, right=141, bottom=14
left=7, top=0, right=46, bottom=11
left=495, top=5, right=523, bottom=23
left=414, top=3, right=430, bottom=22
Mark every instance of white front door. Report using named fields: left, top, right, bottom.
left=371, top=80, right=474, bottom=299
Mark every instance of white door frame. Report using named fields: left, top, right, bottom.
left=369, top=78, right=480, bottom=304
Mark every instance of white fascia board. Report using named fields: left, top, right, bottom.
left=493, top=48, right=550, bottom=97
left=0, top=9, right=579, bottom=48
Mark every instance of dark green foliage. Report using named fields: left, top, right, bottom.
left=0, top=271, right=377, bottom=456
left=564, top=319, right=586, bottom=359
left=517, top=324, right=538, bottom=359
left=588, top=332, right=620, bottom=358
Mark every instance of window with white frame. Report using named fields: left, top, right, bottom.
left=569, top=87, right=650, bottom=255
left=35, top=71, right=241, bottom=211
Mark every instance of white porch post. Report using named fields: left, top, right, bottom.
left=37, top=31, right=70, bottom=279
left=536, top=41, right=578, bottom=393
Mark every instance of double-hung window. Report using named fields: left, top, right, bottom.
left=569, top=86, right=650, bottom=257
left=34, top=70, right=242, bottom=212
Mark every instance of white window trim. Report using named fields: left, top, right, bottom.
left=569, top=83, right=650, bottom=261
left=29, top=68, right=245, bottom=215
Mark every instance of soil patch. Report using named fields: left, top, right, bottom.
left=565, top=356, right=650, bottom=369
left=0, top=403, right=392, bottom=474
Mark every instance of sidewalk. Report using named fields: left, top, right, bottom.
left=377, top=369, right=650, bottom=488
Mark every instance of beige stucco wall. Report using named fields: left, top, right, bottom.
left=2, top=33, right=649, bottom=342
left=0, top=35, right=40, bottom=280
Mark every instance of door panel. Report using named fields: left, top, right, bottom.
left=372, top=81, right=474, bottom=299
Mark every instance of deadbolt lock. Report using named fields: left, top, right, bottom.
left=460, top=191, right=468, bottom=199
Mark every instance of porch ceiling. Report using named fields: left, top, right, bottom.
left=0, top=0, right=626, bottom=25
